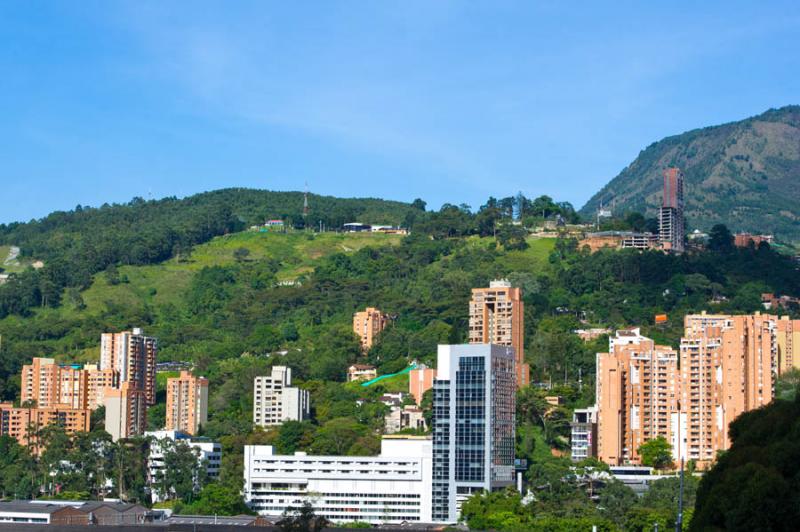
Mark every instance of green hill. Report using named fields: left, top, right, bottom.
left=0, top=188, right=422, bottom=318
left=0, top=191, right=797, bottom=440
left=581, top=106, right=800, bottom=241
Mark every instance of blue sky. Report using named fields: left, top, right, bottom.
left=1, top=1, right=798, bottom=224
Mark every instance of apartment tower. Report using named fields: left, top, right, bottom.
left=596, top=329, right=680, bottom=465
left=595, top=314, right=777, bottom=468
left=100, top=328, right=158, bottom=405
left=21, top=358, right=85, bottom=409
left=165, top=371, right=209, bottom=435
left=85, top=364, right=119, bottom=410
left=104, top=382, right=147, bottom=442
left=431, top=344, right=516, bottom=523
left=20, top=357, right=57, bottom=408
left=776, top=316, right=800, bottom=374
left=409, top=364, right=437, bottom=405
left=659, top=167, right=685, bottom=253
left=253, top=366, right=310, bottom=427
left=353, top=307, right=390, bottom=351
left=680, top=313, right=774, bottom=464
left=469, top=280, right=528, bottom=387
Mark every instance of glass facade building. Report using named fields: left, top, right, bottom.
left=431, top=344, right=516, bottom=523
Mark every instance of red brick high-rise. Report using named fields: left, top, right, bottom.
left=469, top=280, right=528, bottom=388
left=659, top=167, right=685, bottom=253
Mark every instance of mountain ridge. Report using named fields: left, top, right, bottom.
left=580, top=105, right=800, bottom=241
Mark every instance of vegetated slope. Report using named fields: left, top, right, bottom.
left=0, top=233, right=556, bottom=401
left=0, top=231, right=405, bottom=363
left=581, top=105, right=800, bottom=240
left=0, top=188, right=420, bottom=317
left=691, top=394, right=800, bottom=531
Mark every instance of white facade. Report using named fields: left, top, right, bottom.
left=253, top=366, right=310, bottom=427
left=570, top=406, right=597, bottom=461
left=244, top=436, right=433, bottom=524
left=146, top=430, right=221, bottom=503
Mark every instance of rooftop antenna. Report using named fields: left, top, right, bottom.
left=597, top=201, right=602, bottom=230
left=303, top=182, right=309, bottom=218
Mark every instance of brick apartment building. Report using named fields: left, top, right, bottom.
left=595, top=313, right=782, bottom=468
left=0, top=402, right=90, bottom=449
left=469, top=279, right=528, bottom=387
left=352, top=307, right=390, bottom=351
left=596, top=329, right=679, bottom=465
left=165, top=371, right=209, bottom=435
left=100, top=328, right=157, bottom=405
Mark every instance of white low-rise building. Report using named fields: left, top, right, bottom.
left=146, top=430, right=221, bottom=503
left=244, top=436, right=432, bottom=524
left=384, top=405, right=427, bottom=434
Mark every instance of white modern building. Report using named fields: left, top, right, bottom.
left=253, top=366, right=310, bottom=427
left=244, top=436, right=433, bottom=524
left=570, top=406, right=598, bottom=461
left=431, top=344, right=516, bottom=523
left=146, top=430, right=221, bottom=503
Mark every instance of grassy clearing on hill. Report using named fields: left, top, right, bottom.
left=501, top=236, right=556, bottom=271
left=62, top=231, right=403, bottom=319
left=357, top=371, right=410, bottom=394
left=0, top=244, right=37, bottom=274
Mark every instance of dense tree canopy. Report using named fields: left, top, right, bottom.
left=0, top=189, right=418, bottom=318
left=691, top=395, right=800, bottom=531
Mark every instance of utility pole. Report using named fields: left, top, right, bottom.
left=676, top=403, right=684, bottom=532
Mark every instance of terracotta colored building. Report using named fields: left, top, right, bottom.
left=20, top=358, right=119, bottom=414
left=85, top=364, right=119, bottom=410
left=734, top=233, right=774, bottom=248
left=596, top=313, right=778, bottom=468
left=20, top=357, right=56, bottom=407
left=104, top=382, right=148, bottom=441
left=20, top=357, right=85, bottom=409
left=353, top=308, right=390, bottom=351
left=679, top=313, right=774, bottom=465
left=101, top=328, right=158, bottom=405
left=659, top=167, right=685, bottom=253
left=0, top=402, right=90, bottom=449
left=408, top=365, right=437, bottom=405
left=579, top=232, right=659, bottom=253
left=776, top=316, right=800, bottom=374
left=166, top=371, right=209, bottom=435
left=596, top=329, right=680, bottom=466
left=469, top=280, right=528, bottom=387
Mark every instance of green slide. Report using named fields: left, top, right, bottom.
left=360, top=363, right=417, bottom=387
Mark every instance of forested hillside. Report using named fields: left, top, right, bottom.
left=581, top=105, right=800, bottom=241
left=1, top=202, right=797, bottom=420
left=0, top=188, right=420, bottom=317
left=0, top=194, right=798, bottom=515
